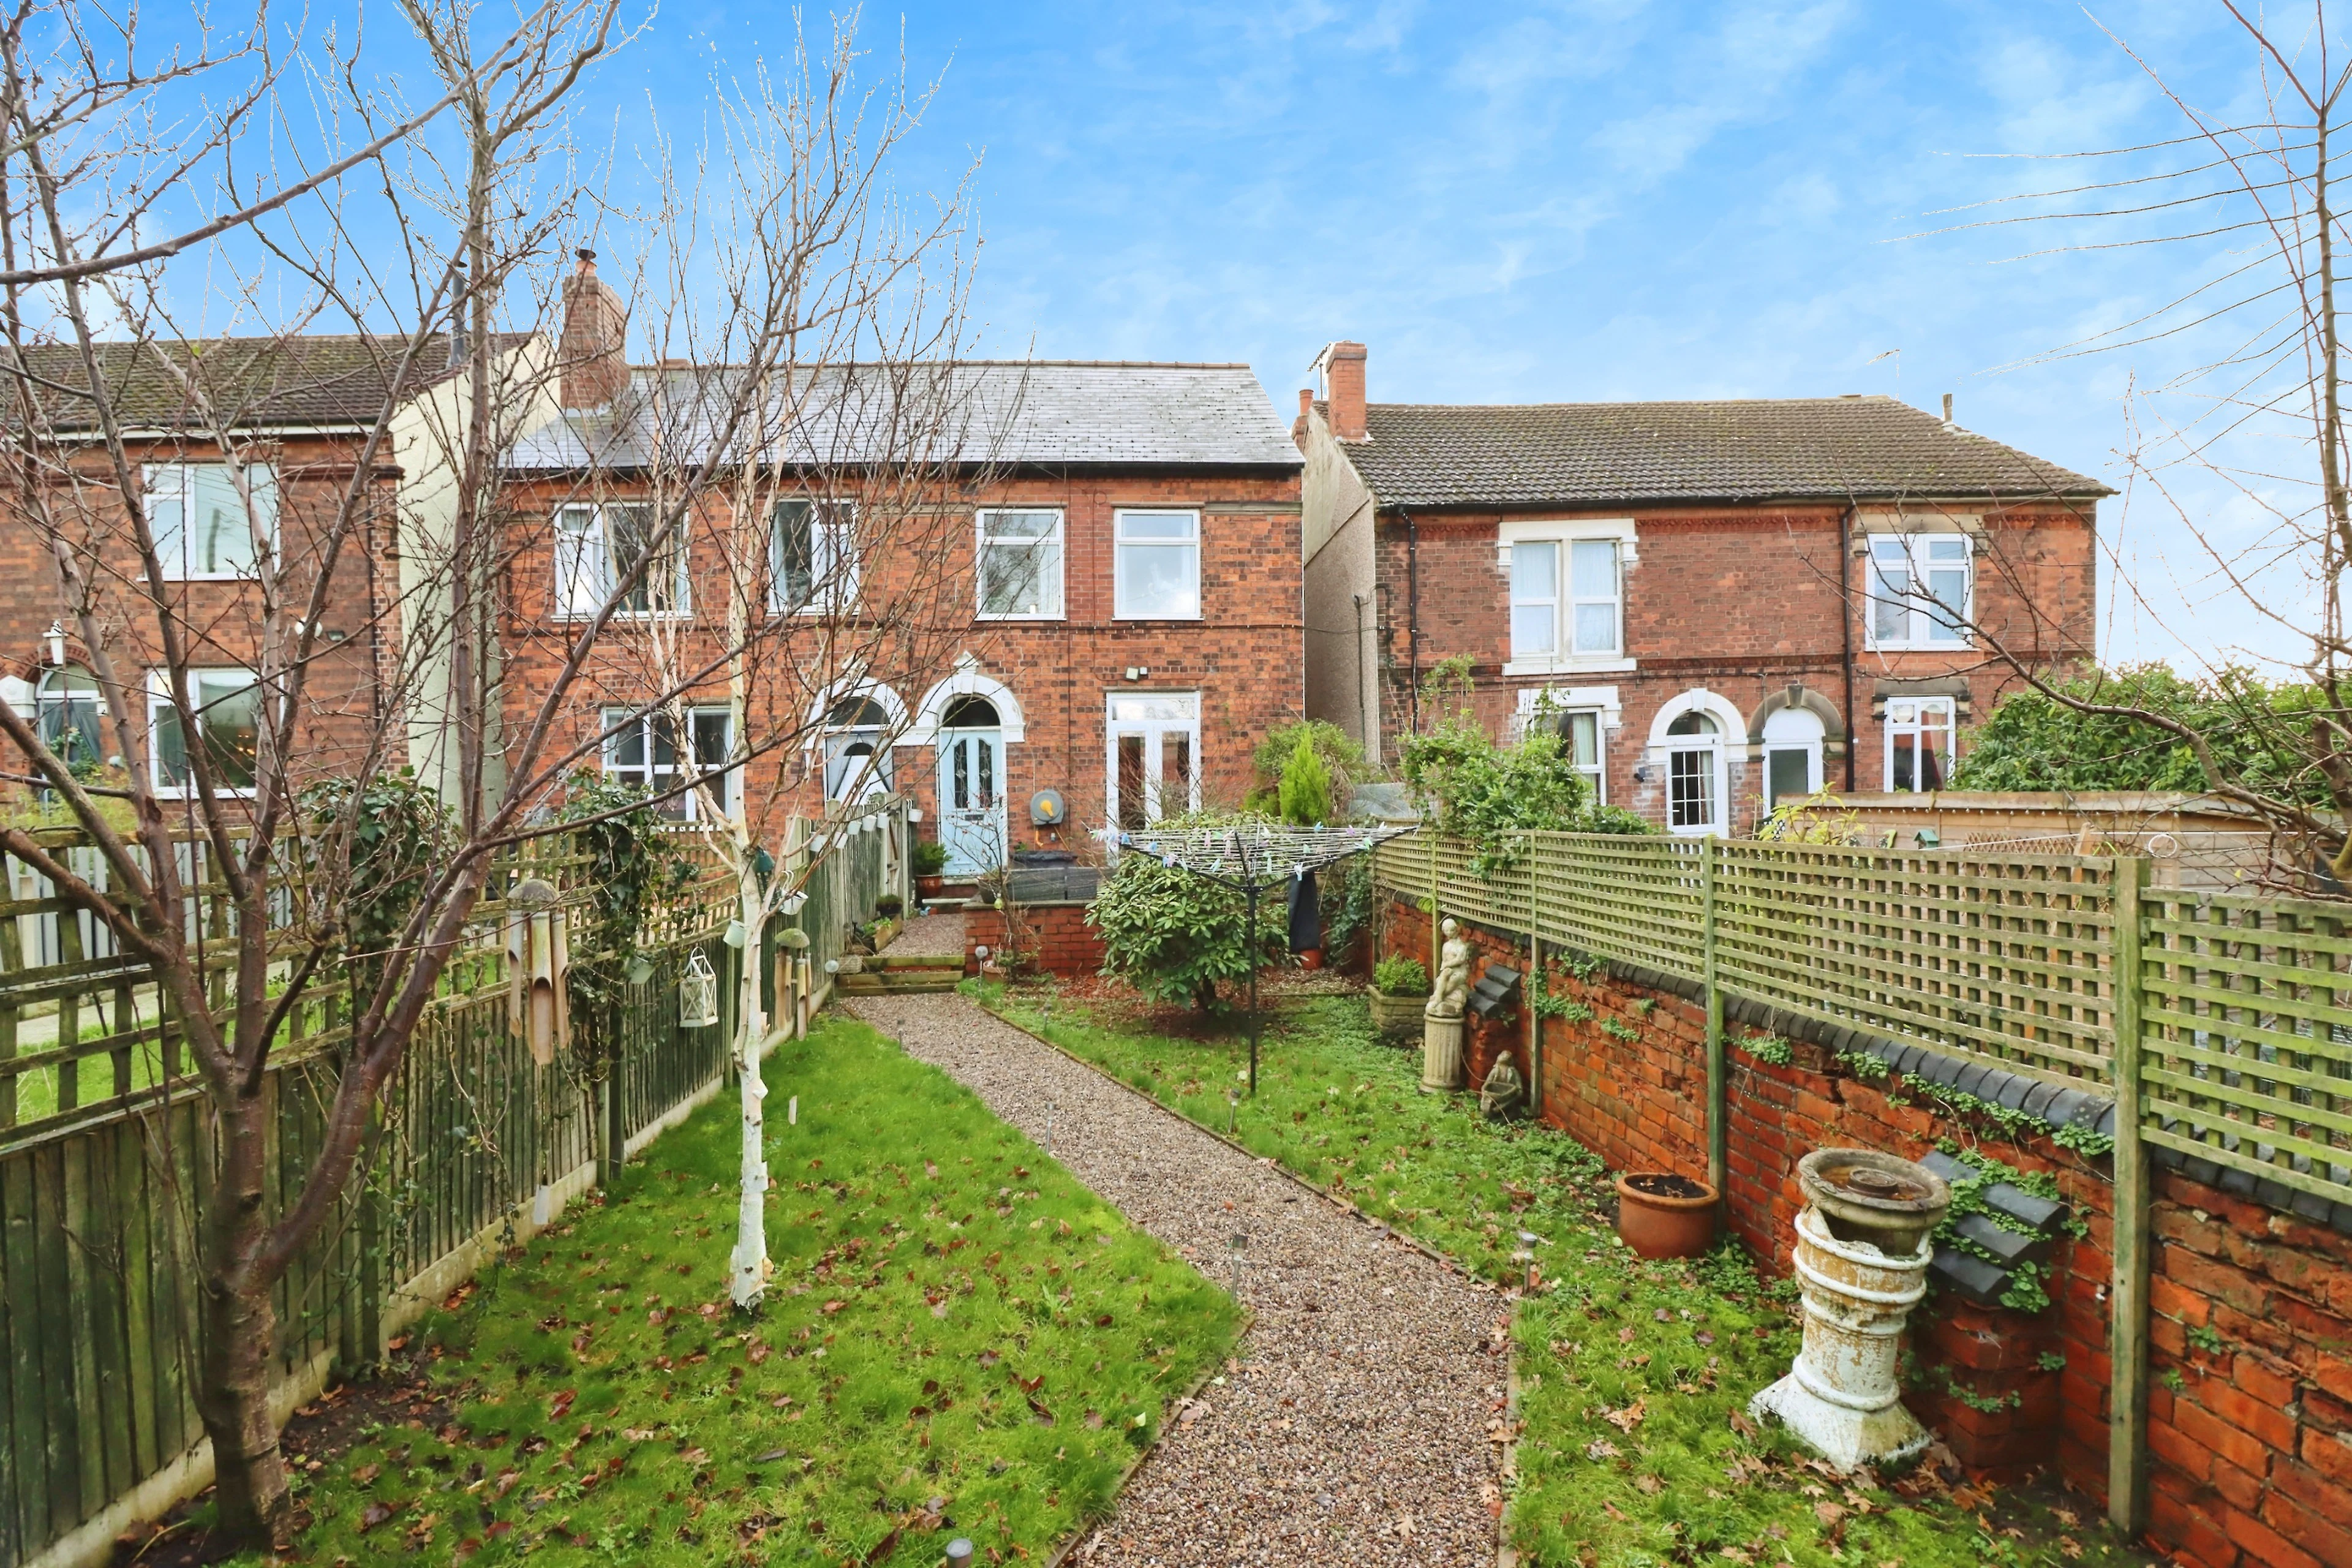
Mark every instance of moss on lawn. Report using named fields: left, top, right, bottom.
left=980, top=980, right=2152, bottom=1568
left=252, top=1014, right=1240, bottom=1566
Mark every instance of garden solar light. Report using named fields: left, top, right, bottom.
left=946, top=1539, right=974, bottom=1566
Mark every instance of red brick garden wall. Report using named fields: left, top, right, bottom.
left=966, top=900, right=1104, bottom=978
left=1381, top=897, right=2352, bottom=1568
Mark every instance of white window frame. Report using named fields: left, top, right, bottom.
left=148, top=668, right=263, bottom=797
left=1864, top=532, right=1974, bottom=650
left=35, top=666, right=107, bottom=769
left=1646, top=689, right=1743, bottom=837
left=1112, top=508, right=1201, bottom=620
left=145, top=462, right=279, bottom=582
left=600, top=706, right=739, bottom=821
left=1883, top=696, right=1958, bottom=793
left=554, top=502, right=692, bottom=620
left=975, top=508, right=1065, bottom=621
left=1498, top=518, right=1637, bottom=676
left=1104, top=690, right=1202, bottom=834
left=770, top=498, right=859, bottom=616
left=1514, top=685, right=1619, bottom=804
left=1760, top=706, right=1826, bottom=810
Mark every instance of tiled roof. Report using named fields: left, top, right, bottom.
left=507, top=361, right=1300, bottom=472
left=22, top=334, right=529, bottom=430
left=1341, top=396, right=2108, bottom=507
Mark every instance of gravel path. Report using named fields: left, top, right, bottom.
left=888, top=908, right=967, bottom=957
left=848, top=992, right=1504, bottom=1566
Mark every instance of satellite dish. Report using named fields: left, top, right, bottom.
left=1030, top=788, right=1066, bottom=826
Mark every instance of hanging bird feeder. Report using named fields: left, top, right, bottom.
left=680, top=948, right=720, bottom=1029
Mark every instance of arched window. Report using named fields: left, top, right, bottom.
left=1665, top=709, right=1722, bottom=834
left=36, top=666, right=104, bottom=769
left=823, top=695, right=894, bottom=801
left=940, top=695, right=999, bottom=729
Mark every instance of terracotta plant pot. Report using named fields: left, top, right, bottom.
left=916, top=875, right=946, bottom=900
left=1614, top=1172, right=1718, bottom=1259
left=1297, top=948, right=1324, bottom=970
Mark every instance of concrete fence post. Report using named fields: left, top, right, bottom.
left=2108, top=853, right=2150, bottom=1534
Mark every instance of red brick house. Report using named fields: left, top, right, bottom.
left=1298, top=341, right=2107, bottom=833
left=499, top=278, right=1303, bottom=875
left=0, top=334, right=541, bottom=802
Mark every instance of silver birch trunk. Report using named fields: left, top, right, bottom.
left=729, top=869, right=772, bottom=1309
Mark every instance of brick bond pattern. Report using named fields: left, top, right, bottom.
left=963, top=899, right=1106, bottom=978
left=1382, top=897, right=2352, bottom=1568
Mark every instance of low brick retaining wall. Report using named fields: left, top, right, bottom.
left=1382, top=897, right=2352, bottom=1568
left=965, top=899, right=1106, bottom=978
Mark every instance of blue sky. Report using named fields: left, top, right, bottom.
left=607, top=0, right=2307, bottom=672
left=118, top=1, right=2315, bottom=670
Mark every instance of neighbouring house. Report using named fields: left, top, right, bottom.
left=0, top=331, right=549, bottom=805
left=498, top=259, right=1304, bottom=878
left=1297, top=341, right=2109, bottom=834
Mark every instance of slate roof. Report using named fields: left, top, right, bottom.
left=506, top=361, right=1300, bottom=472
left=1341, top=396, right=2109, bottom=508
left=21, top=334, right=530, bottom=431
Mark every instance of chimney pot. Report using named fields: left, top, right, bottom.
left=559, top=246, right=628, bottom=409
left=1325, top=341, right=1368, bottom=442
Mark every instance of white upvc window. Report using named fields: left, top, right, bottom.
left=1500, top=519, right=1636, bottom=674
left=601, top=706, right=737, bottom=820
left=976, top=509, right=1064, bottom=620
left=1114, top=509, right=1200, bottom=620
left=1866, top=534, right=1972, bottom=649
left=554, top=503, right=690, bottom=618
left=1884, top=696, right=1957, bottom=793
left=771, top=499, right=858, bottom=614
left=149, top=669, right=262, bottom=794
left=1106, top=691, right=1201, bottom=832
left=146, top=463, right=278, bottom=581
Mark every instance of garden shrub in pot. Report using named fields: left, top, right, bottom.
left=1368, top=954, right=1428, bottom=1038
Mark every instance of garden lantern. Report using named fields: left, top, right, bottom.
left=680, top=949, right=720, bottom=1028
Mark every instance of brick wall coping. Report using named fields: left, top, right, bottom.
left=1446, top=904, right=2352, bottom=1240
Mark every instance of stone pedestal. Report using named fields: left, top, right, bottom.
left=1421, top=1011, right=1465, bottom=1093
left=1750, top=1205, right=1936, bottom=1470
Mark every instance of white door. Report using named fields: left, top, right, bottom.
left=1761, top=706, right=1825, bottom=810
left=1106, top=692, right=1200, bottom=835
left=937, top=728, right=1005, bottom=876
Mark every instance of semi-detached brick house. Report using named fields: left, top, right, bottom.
left=500, top=277, right=1302, bottom=875
left=0, top=334, right=544, bottom=802
left=1297, top=341, right=2109, bottom=833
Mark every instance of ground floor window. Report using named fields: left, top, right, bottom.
left=821, top=695, right=895, bottom=802
left=1106, top=692, right=1199, bottom=832
left=603, top=706, right=736, bottom=819
left=1885, top=697, right=1955, bottom=792
left=150, top=669, right=260, bottom=793
left=37, top=666, right=105, bottom=771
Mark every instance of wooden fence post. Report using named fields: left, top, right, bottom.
left=2108, top=853, right=2150, bottom=1535
left=1702, top=836, right=1725, bottom=1197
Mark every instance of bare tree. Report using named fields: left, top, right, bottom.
left=0, top=2, right=980, bottom=1547
left=1897, top=2, right=2352, bottom=882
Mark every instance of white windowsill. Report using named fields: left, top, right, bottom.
left=1504, top=655, right=1637, bottom=677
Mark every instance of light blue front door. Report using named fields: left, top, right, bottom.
left=937, top=729, right=1005, bottom=876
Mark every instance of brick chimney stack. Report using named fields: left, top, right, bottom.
left=1293, top=387, right=1313, bottom=451
left=559, top=249, right=628, bottom=409
left=1325, top=340, right=1367, bottom=442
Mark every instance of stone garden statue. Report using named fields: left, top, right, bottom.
left=1427, top=918, right=1473, bottom=1019
left=1422, top=918, right=1473, bottom=1093
left=1480, top=1052, right=1527, bottom=1121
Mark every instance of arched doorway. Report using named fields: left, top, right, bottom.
left=822, top=696, right=894, bottom=801
left=935, top=694, right=1005, bottom=875
left=1761, top=705, right=1825, bottom=809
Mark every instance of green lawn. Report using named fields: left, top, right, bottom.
left=247, top=1014, right=1241, bottom=1566
left=978, top=979, right=2149, bottom=1568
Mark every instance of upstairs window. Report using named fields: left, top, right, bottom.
left=976, top=510, right=1063, bottom=619
left=150, top=669, right=261, bottom=793
left=771, top=499, right=858, bottom=614
left=1510, top=539, right=1621, bottom=661
left=1114, top=510, right=1200, bottom=619
left=1867, top=535, right=1971, bottom=649
left=554, top=503, right=688, bottom=617
left=146, top=463, right=277, bottom=581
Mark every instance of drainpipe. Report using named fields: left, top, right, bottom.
left=1352, top=593, right=1369, bottom=752
left=1403, top=509, right=1421, bottom=736
left=1838, top=503, right=1858, bottom=791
